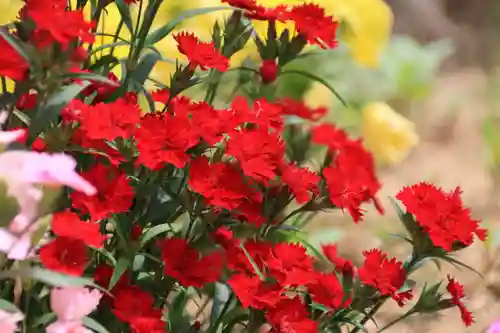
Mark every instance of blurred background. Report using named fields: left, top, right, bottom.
left=305, top=1, right=500, bottom=332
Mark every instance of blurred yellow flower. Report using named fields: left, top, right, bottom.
left=302, top=81, right=334, bottom=110
left=324, top=0, right=393, bottom=67
left=0, top=0, right=22, bottom=25
left=361, top=102, right=419, bottom=166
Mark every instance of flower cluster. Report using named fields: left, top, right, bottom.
left=0, top=0, right=485, bottom=333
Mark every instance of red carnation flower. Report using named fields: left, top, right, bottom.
left=51, top=211, right=106, bottom=248
left=281, top=163, right=319, bottom=204
left=321, top=244, right=355, bottom=276
left=78, top=98, right=141, bottom=141
left=396, top=182, right=487, bottom=251
left=286, top=3, right=339, bottom=48
left=229, top=96, right=284, bottom=131
left=70, top=164, right=134, bottom=222
left=0, top=36, right=29, bottom=81
left=307, top=273, right=350, bottom=310
left=323, top=139, right=383, bottom=222
left=358, top=249, right=412, bottom=306
left=22, top=0, right=95, bottom=47
left=174, top=32, right=229, bottom=72
left=161, top=237, right=223, bottom=288
left=135, top=113, right=199, bottom=170
left=446, top=276, right=474, bottom=326
left=226, top=128, right=285, bottom=185
left=228, top=273, right=283, bottom=309
left=188, top=156, right=262, bottom=218
left=39, top=237, right=89, bottom=276
left=112, top=286, right=164, bottom=330
left=266, top=297, right=318, bottom=333
left=277, top=97, right=327, bottom=121
left=266, top=242, right=316, bottom=286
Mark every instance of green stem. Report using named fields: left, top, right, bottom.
left=375, top=311, right=414, bottom=333
left=350, top=301, right=384, bottom=333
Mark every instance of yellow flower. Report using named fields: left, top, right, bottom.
left=324, top=0, right=393, bottom=67
left=0, top=0, right=22, bottom=25
left=302, top=81, right=334, bottom=110
left=361, top=102, right=419, bottom=166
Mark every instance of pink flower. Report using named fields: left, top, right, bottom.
left=0, top=152, right=97, bottom=259
left=47, top=287, right=102, bottom=333
left=0, top=309, right=23, bottom=333
left=488, top=320, right=500, bottom=333
left=46, top=321, right=93, bottom=333
left=0, top=152, right=96, bottom=196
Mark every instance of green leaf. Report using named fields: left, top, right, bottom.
left=0, top=267, right=102, bottom=289
left=114, top=0, right=134, bottom=34
left=109, top=256, right=130, bottom=290
left=140, top=223, right=173, bottom=247
left=211, top=282, right=231, bottom=325
left=28, top=82, right=90, bottom=142
left=0, top=28, right=30, bottom=64
left=32, top=312, right=56, bottom=328
left=279, top=69, right=349, bottom=107
left=0, top=299, right=20, bottom=313
left=145, top=6, right=235, bottom=46
left=89, top=41, right=130, bottom=56
left=82, top=317, right=110, bottom=333
left=130, top=52, right=161, bottom=88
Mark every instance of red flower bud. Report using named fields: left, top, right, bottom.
left=259, top=59, right=278, bottom=84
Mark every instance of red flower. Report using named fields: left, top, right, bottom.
left=286, top=3, right=339, bottom=48
left=161, top=237, right=223, bottom=287
left=266, top=242, right=316, bottom=286
left=266, top=297, right=318, bottom=333
left=396, top=182, right=487, bottom=251
left=22, top=1, right=95, bottom=47
left=16, top=93, right=38, bottom=110
left=174, top=32, right=229, bottom=72
left=228, top=274, right=283, bottom=309
left=226, top=240, right=271, bottom=275
left=51, top=211, right=106, bottom=248
left=78, top=98, right=141, bottom=141
left=307, top=273, right=350, bottom=310
left=212, top=226, right=240, bottom=250
left=260, top=59, right=278, bottom=84
left=0, top=36, right=29, bottom=81
left=70, top=164, right=134, bottom=222
left=135, top=113, right=199, bottom=170
left=94, top=264, right=129, bottom=292
left=230, top=96, right=284, bottom=131
left=281, top=163, right=319, bottom=204
left=358, top=249, right=412, bottom=306
left=81, top=73, right=120, bottom=104
left=446, top=276, right=474, bottom=326
left=323, top=139, right=383, bottom=222
left=311, top=123, right=350, bottom=150
left=39, top=237, right=89, bottom=276
left=221, top=0, right=257, bottom=10
left=277, top=98, right=327, bottom=121
left=189, top=102, right=232, bottom=145
left=226, top=129, right=285, bottom=185
left=188, top=156, right=263, bottom=220
left=321, top=244, right=355, bottom=276
left=113, top=286, right=164, bottom=330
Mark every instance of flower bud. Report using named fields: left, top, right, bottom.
left=260, top=59, right=278, bottom=84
